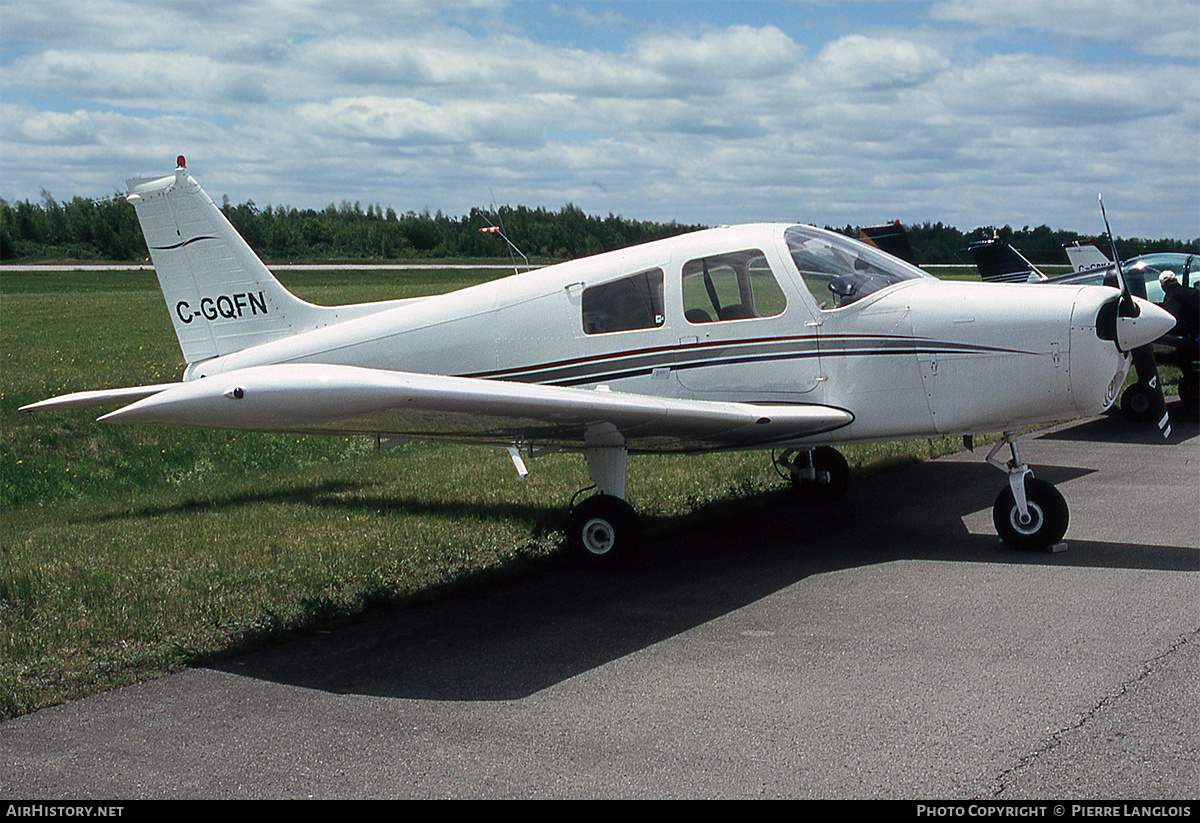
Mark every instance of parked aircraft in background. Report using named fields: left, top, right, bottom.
left=967, top=233, right=1044, bottom=283
left=1065, top=241, right=1114, bottom=274
left=22, top=160, right=1177, bottom=566
left=857, top=221, right=918, bottom=266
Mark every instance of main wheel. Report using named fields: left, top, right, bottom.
left=790, top=446, right=850, bottom=504
left=567, top=494, right=642, bottom=569
left=1120, top=382, right=1155, bottom=421
left=992, top=477, right=1069, bottom=550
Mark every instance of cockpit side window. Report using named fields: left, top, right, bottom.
left=785, top=225, right=928, bottom=310
left=682, top=249, right=787, bottom=324
left=582, top=268, right=665, bottom=334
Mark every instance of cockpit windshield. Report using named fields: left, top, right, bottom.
left=785, top=225, right=931, bottom=310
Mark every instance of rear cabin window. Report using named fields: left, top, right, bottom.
left=582, top=268, right=665, bottom=334
left=682, top=249, right=787, bottom=323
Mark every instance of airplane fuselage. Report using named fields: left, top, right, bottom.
left=180, top=224, right=1129, bottom=451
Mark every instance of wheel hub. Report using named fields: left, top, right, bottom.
left=581, top=518, right=615, bottom=555
left=1009, top=501, right=1044, bottom=535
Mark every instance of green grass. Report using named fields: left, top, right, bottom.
left=3, top=266, right=878, bottom=718
left=0, top=264, right=1103, bottom=719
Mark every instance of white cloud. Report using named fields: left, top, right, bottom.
left=631, top=24, right=802, bottom=82
left=812, top=35, right=950, bottom=92
left=1, top=1, right=1196, bottom=239
left=294, top=95, right=552, bottom=147
left=930, top=0, right=1200, bottom=59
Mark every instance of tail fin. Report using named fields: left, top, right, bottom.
left=858, top=222, right=918, bottom=266
left=967, top=235, right=1045, bottom=283
left=127, top=158, right=338, bottom=365
left=1064, top=241, right=1111, bottom=273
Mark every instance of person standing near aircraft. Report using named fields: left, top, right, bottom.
left=1159, top=271, right=1199, bottom=416
left=1159, top=271, right=1199, bottom=341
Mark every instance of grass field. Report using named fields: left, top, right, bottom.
left=0, top=262, right=1126, bottom=718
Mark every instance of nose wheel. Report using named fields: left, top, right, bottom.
left=987, top=433, right=1069, bottom=550
left=992, top=476, right=1069, bottom=550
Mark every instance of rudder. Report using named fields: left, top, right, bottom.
left=126, top=158, right=327, bottom=365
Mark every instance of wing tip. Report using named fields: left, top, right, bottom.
left=19, top=384, right=177, bottom=414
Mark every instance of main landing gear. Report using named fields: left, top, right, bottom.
left=566, top=444, right=854, bottom=569
left=567, top=440, right=642, bottom=570
left=775, top=446, right=851, bottom=504
left=566, top=493, right=642, bottom=570
left=986, top=432, right=1069, bottom=550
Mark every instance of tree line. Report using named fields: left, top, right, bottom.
left=2, top=190, right=1195, bottom=265
left=890, top=221, right=1198, bottom=267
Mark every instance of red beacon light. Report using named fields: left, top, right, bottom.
left=176, top=155, right=186, bottom=169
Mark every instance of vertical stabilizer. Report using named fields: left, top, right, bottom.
left=1064, top=242, right=1111, bottom=273
left=126, top=158, right=328, bottom=365
left=967, top=235, right=1045, bottom=283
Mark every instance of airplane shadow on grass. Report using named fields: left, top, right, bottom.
left=76, top=477, right=566, bottom=532
left=208, top=435, right=1198, bottom=703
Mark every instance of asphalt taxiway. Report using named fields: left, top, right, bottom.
left=3, top=406, right=1197, bottom=799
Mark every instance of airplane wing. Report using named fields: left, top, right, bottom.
left=26, top=364, right=854, bottom=453
left=21, top=383, right=182, bottom=411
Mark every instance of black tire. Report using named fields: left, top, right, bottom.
left=790, top=446, right=850, bottom=504
left=992, top=477, right=1069, bottom=550
left=1120, top=383, right=1155, bottom=421
left=567, top=494, right=642, bottom=570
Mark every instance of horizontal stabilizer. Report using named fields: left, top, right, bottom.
left=95, top=364, right=854, bottom=453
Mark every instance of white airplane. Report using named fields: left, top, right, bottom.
left=22, top=159, right=1177, bottom=567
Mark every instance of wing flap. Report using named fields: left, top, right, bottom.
left=91, top=364, right=852, bottom=452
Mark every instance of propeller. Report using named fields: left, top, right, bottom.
left=1100, top=194, right=1171, bottom=438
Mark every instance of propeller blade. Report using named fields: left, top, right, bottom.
left=1130, top=345, right=1171, bottom=438
left=1098, top=195, right=1170, bottom=437
left=1099, top=194, right=1138, bottom=319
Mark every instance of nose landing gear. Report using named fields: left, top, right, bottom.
left=987, top=432, right=1069, bottom=550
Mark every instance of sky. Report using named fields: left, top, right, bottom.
left=2, top=0, right=1198, bottom=242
